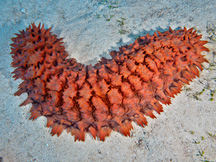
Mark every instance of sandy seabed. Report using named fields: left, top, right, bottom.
left=0, top=0, right=215, bottom=161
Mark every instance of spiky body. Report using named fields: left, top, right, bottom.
left=10, top=23, right=209, bottom=141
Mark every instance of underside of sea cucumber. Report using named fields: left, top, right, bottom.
left=10, top=23, right=209, bottom=141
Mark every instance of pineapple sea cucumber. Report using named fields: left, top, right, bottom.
left=10, top=23, right=209, bottom=141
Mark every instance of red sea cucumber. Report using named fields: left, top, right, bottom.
left=10, top=23, right=209, bottom=141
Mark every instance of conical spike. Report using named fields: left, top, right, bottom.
left=169, top=27, right=173, bottom=33
left=157, top=30, right=162, bottom=36
left=89, top=127, right=97, bottom=139
left=46, top=117, right=54, bottom=127
left=41, top=24, right=45, bottom=31
left=99, top=128, right=107, bottom=141
left=29, top=111, right=41, bottom=120
left=45, top=27, right=52, bottom=35
left=187, top=27, right=194, bottom=33
left=56, top=125, right=64, bottom=136
left=38, top=23, right=41, bottom=29
left=145, top=109, right=156, bottom=118
left=20, top=97, right=33, bottom=106
left=14, top=88, right=26, bottom=96
left=190, top=65, right=199, bottom=76
left=51, top=123, right=58, bottom=136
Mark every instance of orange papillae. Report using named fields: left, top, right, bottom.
left=10, top=23, right=209, bottom=141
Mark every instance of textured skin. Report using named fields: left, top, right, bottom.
left=10, top=23, right=209, bottom=141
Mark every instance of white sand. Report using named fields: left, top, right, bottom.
left=0, top=0, right=215, bottom=161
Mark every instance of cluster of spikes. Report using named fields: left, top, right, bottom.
left=10, top=23, right=209, bottom=141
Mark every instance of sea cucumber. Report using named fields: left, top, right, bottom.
left=10, top=23, right=209, bottom=141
